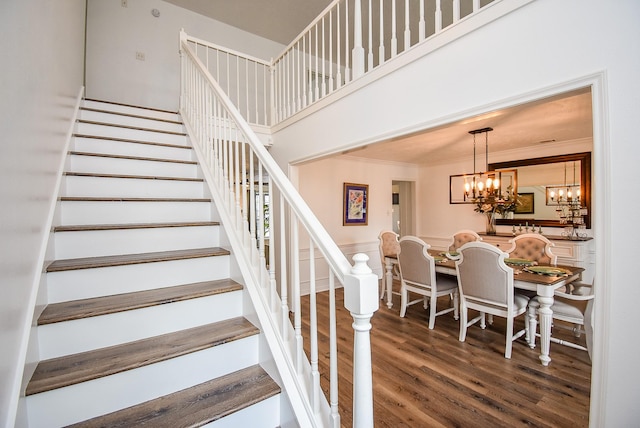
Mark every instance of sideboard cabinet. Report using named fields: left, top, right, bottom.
left=478, top=233, right=595, bottom=284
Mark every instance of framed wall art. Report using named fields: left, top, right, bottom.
left=343, top=182, right=368, bottom=226
left=515, top=192, right=535, bottom=214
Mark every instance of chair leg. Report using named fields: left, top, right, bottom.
left=453, top=290, right=459, bottom=320
left=400, top=285, right=408, bottom=318
left=505, top=317, right=514, bottom=359
left=459, top=307, right=468, bottom=342
left=428, top=293, right=437, bottom=330
left=527, top=303, right=538, bottom=349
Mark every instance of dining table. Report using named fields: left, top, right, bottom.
left=383, top=249, right=584, bottom=366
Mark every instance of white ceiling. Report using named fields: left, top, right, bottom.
left=163, top=0, right=334, bottom=45
left=164, top=0, right=594, bottom=166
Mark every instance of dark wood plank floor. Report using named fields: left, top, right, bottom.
left=299, top=282, right=591, bottom=427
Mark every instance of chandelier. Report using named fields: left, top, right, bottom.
left=547, top=161, right=588, bottom=239
left=463, top=127, right=500, bottom=201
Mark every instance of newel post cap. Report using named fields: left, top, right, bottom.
left=344, top=254, right=379, bottom=315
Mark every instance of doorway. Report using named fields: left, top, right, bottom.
left=391, top=180, right=415, bottom=237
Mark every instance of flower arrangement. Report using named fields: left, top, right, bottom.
left=473, top=185, right=519, bottom=216
left=473, top=185, right=520, bottom=234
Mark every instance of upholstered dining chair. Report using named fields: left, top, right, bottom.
left=378, top=230, right=401, bottom=301
left=506, top=233, right=557, bottom=265
left=527, top=281, right=594, bottom=359
left=456, top=242, right=530, bottom=359
left=397, top=236, right=459, bottom=329
left=447, top=229, right=482, bottom=252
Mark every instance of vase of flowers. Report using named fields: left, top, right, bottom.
left=474, top=186, right=519, bottom=235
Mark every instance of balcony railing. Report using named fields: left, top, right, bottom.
left=183, top=1, right=505, bottom=129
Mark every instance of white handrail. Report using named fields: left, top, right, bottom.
left=180, top=30, right=379, bottom=427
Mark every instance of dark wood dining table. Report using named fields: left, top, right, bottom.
left=383, top=249, right=584, bottom=366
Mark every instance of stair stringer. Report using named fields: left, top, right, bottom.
left=185, top=118, right=323, bottom=428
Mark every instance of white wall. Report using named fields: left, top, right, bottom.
left=0, top=1, right=86, bottom=426
left=86, top=0, right=285, bottom=111
left=271, top=0, right=640, bottom=424
left=296, top=156, right=418, bottom=277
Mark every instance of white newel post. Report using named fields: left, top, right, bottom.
left=352, top=0, right=365, bottom=79
left=343, top=253, right=379, bottom=428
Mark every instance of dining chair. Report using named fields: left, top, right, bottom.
left=456, top=242, right=530, bottom=359
left=506, top=233, right=557, bottom=265
left=447, top=229, right=482, bottom=252
left=378, top=230, right=401, bottom=301
left=527, top=281, right=594, bottom=359
left=397, top=236, right=459, bottom=329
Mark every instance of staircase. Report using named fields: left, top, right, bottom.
left=22, top=100, right=283, bottom=427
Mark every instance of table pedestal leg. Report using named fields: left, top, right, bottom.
left=384, top=258, right=394, bottom=309
left=537, top=294, right=554, bottom=366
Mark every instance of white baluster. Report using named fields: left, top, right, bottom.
left=367, top=0, right=373, bottom=71
left=329, top=272, right=340, bottom=428
left=329, top=10, right=334, bottom=92
left=352, top=0, right=365, bottom=78
left=279, top=195, right=289, bottom=340
left=292, top=219, right=303, bottom=373
left=309, top=242, right=319, bottom=412
left=435, top=0, right=442, bottom=32
left=419, top=0, right=426, bottom=41
left=391, top=0, right=398, bottom=57
left=336, top=4, right=342, bottom=88
left=404, top=0, right=411, bottom=51
left=379, top=0, right=385, bottom=65
left=453, top=0, right=460, bottom=22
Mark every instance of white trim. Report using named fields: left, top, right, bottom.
left=11, top=86, right=85, bottom=428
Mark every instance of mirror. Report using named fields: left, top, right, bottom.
left=489, top=152, right=591, bottom=228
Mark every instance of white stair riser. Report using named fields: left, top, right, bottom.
left=47, top=255, right=231, bottom=302
left=205, top=395, right=281, bottom=428
left=55, top=225, right=219, bottom=259
left=60, top=200, right=211, bottom=225
left=26, top=336, right=260, bottom=428
left=83, top=100, right=180, bottom=123
left=73, top=137, right=194, bottom=161
left=79, top=109, right=185, bottom=134
left=76, top=122, right=187, bottom=146
left=38, top=291, right=243, bottom=359
left=68, top=154, right=198, bottom=177
left=64, top=175, right=205, bottom=199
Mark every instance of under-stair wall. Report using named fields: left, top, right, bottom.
left=18, top=100, right=290, bottom=427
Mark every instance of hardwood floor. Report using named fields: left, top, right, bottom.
left=299, top=282, right=591, bottom=427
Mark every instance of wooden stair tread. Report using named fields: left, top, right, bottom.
left=78, top=119, right=186, bottom=136
left=59, top=196, right=211, bottom=202
left=66, top=365, right=279, bottom=427
left=83, top=98, right=178, bottom=115
left=26, top=318, right=259, bottom=396
left=38, top=279, right=242, bottom=325
left=81, top=107, right=183, bottom=125
left=74, top=133, right=190, bottom=150
left=68, top=150, right=197, bottom=165
left=46, top=247, right=230, bottom=272
left=54, top=221, right=218, bottom=232
left=64, top=171, right=203, bottom=182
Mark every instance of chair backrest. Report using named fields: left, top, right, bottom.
left=379, top=230, right=400, bottom=270
left=379, top=230, right=400, bottom=258
left=448, top=229, right=482, bottom=252
left=507, top=233, right=557, bottom=265
left=456, top=242, right=514, bottom=308
left=397, top=236, right=436, bottom=289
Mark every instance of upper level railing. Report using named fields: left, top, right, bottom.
left=272, top=0, right=496, bottom=123
left=180, top=30, right=380, bottom=427
left=183, top=1, right=500, bottom=129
